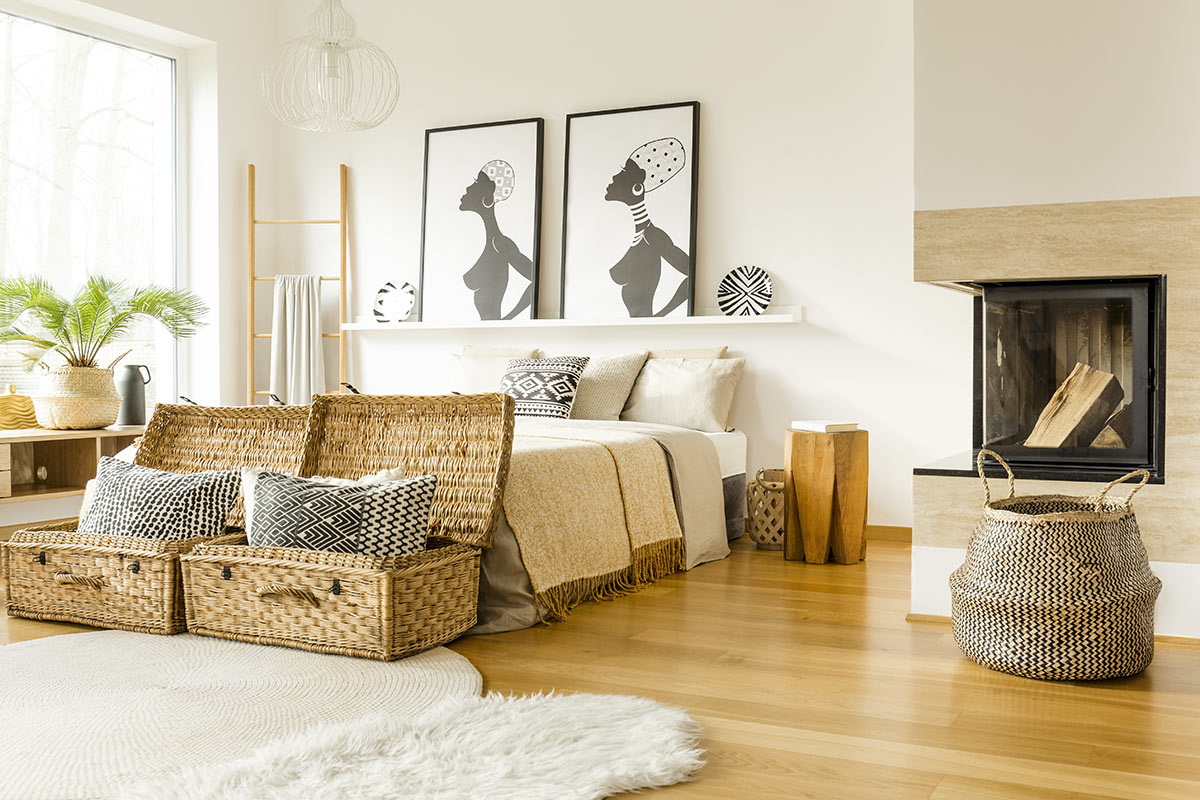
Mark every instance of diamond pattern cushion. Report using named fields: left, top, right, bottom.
left=570, top=351, right=649, bottom=421
left=499, top=356, right=590, bottom=419
left=247, top=472, right=437, bottom=557
left=78, top=456, right=240, bottom=540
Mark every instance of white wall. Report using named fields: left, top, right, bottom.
left=270, top=0, right=972, bottom=527
left=917, top=0, right=1200, bottom=210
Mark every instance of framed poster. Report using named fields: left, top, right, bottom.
left=561, top=101, right=699, bottom=319
left=419, top=117, right=543, bottom=321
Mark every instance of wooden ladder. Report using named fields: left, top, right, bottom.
left=246, top=163, right=348, bottom=405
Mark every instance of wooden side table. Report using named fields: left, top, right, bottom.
left=783, top=429, right=868, bottom=564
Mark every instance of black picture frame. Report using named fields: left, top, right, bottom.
left=560, top=101, right=700, bottom=319
left=418, top=117, right=544, bottom=322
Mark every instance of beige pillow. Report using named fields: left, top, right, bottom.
left=647, top=346, right=727, bottom=359
left=451, top=346, right=540, bottom=393
left=570, top=351, right=649, bottom=421
left=622, top=357, right=745, bottom=432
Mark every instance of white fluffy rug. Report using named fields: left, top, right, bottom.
left=0, top=631, right=481, bottom=800
left=2, top=631, right=703, bottom=799
left=122, top=692, right=704, bottom=800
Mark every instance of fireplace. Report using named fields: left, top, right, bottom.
left=973, top=276, right=1166, bottom=480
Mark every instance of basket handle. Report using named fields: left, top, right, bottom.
left=53, top=572, right=104, bottom=589
left=755, top=468, right=771, bottom=485
left=977, top=449, right=1016, bottom=506
left=255, top=583, right=320, bottom=608
left=1095, top=469, right=1150, bottom=510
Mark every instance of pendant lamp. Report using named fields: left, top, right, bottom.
left=262, top=0, right=400, bottom=132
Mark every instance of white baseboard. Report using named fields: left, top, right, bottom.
left=912, top=545, right=1200, bottom=640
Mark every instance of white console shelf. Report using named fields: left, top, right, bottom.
left=343, top=310, right=799, bottom=332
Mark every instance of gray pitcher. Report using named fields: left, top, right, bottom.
left=116, top=365, right=151, bottom=426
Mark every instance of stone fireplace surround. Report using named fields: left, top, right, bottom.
left=912, top=196, right=1200, bottom=638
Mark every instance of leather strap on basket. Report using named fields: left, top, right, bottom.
left=977, top=449, right=1016, bottom=506
left=53, top=573, right=104, bottom=589
left=1094, top=469, right=1150, bottom=511
left=255, top=583, right=319, bottom=608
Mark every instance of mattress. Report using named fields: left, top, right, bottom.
left=706, top=430, right=747, bottom=478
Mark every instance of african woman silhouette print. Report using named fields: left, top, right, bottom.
left=606, top=138, right=691, bottom=317
left=460, top=159, right=534, bottom=320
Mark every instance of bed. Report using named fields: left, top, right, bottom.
left=470, top=418, right=745, bottom=635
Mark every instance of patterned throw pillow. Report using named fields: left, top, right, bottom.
left=78, top=457, right=240, bottom=541
left=499, top=356, right=590, bottom=419
left=247, top=472, right=436, bottom=557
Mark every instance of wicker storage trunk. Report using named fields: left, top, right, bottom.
left=181, top=393, right=514, bottom=661
left=1, top=404, right=310, bottom=634
left=950, top=450, right=1162, bottom=681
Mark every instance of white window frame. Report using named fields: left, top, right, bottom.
left=0, top=0, right=188, bottom=403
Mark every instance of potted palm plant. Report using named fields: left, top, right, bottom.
left=0, top=276, right=207, bottom=429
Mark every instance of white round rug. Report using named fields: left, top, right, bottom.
left=0, top=631, right=481, bottom=800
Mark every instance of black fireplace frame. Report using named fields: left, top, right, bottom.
left=971, top=275, right=1167, bottom=483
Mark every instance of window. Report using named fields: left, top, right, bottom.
left=0, top=11, right=176, bottom=404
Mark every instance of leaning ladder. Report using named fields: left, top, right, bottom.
left=246, top=163, right=348, bottom=405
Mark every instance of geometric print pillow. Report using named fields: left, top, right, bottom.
left=78, top=456, right=241, bottom=541
left=246, top=471, right=436, bottom=558
left=499, top=356, right=590, bottom=419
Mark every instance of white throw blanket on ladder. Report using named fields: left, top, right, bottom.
left=269, top=275, right=325, bottom=405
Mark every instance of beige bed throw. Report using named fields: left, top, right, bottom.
left=502, top=427, right=685, bottom=620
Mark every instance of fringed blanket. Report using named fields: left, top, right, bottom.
left=502, top=427, right=686, bottom=621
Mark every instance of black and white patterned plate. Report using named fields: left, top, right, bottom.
left=373, top=281, right=416, bottom=323
left=717, top=266, right=773, bottom=316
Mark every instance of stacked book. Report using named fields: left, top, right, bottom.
left=790, top=420, right=859, bottom=433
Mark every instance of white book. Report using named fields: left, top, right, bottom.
left=791, top=420, right=859, bottom=433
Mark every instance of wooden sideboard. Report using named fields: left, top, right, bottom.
left=0, top=426, right=143, bottom=507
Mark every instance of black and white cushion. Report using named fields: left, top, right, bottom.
left=499, top=356, right=590, bottom=419
left=247, top=472, right=436, bottom=557
left=78, top=456, right=240, bottom=541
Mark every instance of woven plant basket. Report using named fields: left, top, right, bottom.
left=747, top=468, right=786, bottom=550
left=181, top=393, right=515, bottom=661
left=32, top=366, right=122, bottom=430
left=1, top=404, right=311, bottom=634
left=949, top=449, right=1162, bottom=681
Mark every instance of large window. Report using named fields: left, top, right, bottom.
left=0, top=11, right=176, bottom=403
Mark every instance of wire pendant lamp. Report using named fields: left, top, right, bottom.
left=262, top=0, right=400, bottom=132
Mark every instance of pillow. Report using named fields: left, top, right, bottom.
left=570, top=351, right=649, bottom=421
left=621, top=357, right=746, bottom=432
left=499, top=356, right=590, bottom=419
left=241, top=465, right=409, bottom=533
left=78, top=457, right=240, bottom=540
left=77, top=444, right=138, bottom=519
left=246, top=471, right=436, bottom=557
left=647, top=346, right=727, bottom=359
left=451, top=346, right=541, bottom=394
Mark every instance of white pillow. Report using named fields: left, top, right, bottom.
left=241, top=465, right=408, bottom=532
left=621, top=357, right=745, bottom=432
left=647, top=346, right=727, bottom=359
left=451, top=346, right=540, bottom=394
left=570, top=351, right=648, bottom=421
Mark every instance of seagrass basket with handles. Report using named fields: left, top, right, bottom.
left=180, top=393, right=515, bottom=661
left=950, top=449, right=1162, bottom=681
left=0, top=404, right=310, bottom=634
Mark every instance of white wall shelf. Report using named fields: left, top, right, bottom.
left=343, top=309, right=801, bottom=332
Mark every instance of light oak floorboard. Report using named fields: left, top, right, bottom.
left=3, top=540, right=1199, bottom=798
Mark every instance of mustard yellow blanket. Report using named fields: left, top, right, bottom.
left=501, top=426, right=686, bottom=620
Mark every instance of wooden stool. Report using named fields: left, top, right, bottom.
left=783, top=429, right=868, bottom=564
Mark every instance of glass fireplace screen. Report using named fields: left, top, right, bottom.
left=979, top=278, right=1159, bottom=470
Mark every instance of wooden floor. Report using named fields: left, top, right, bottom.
left=5, top=539, right=1200, bottom=798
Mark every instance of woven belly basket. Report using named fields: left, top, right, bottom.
left=949, top=450, right=1162, bottom=681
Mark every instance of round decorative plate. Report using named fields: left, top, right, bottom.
left=373, top=281, right=416, bottom=323
left=717, top=266, right=773, bottom=316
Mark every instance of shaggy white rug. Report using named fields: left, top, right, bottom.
left=122, top=692, right=704, bottom=800
left=0, top=631, right=481, bottom=800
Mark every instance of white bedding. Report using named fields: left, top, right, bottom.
left=705, top=430, right=747, bottom=478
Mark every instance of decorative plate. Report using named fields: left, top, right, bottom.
left=373, top=281, right=416, bottom=323
left=717, top=266, right=773, bottom=316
